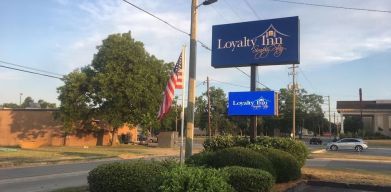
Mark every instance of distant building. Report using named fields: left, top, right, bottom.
left=337, top=100, right=391, bottom=137
left=0, top=108, right=137, bottom=148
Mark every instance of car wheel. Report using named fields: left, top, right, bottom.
left=355, top=145, right=363, bottom=152
left=330, top=145, right=338, bottom=151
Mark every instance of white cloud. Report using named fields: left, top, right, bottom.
left=54, top=0, right=391, bottom=91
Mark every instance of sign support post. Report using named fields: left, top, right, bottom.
left=250, top=66, right=258, bottom=140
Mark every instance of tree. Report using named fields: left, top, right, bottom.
left=21, top=96, right=34, bottom=108
left=38, top=99, right=56, bottom=109
left=263, top=88, right=325, bottom=135
left=57, top=32, right=171, bottom=145
left=1, top=103, right=19, bottom=108
left=195, top=86, right=235, bottom=135
left=57, top=69, right=94, bottom=136
left=344, top=116, right=361, bottom=135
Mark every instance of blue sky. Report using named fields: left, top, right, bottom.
left=1, top=0, right=391, bottom=122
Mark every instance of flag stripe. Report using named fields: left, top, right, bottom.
left=158, top=51, right=184, bottom=120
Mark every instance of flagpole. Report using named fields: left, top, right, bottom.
left=180, top=45, right=186, bottom=164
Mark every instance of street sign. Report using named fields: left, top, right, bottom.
left=212, top=16, right=299, bottom=68
left=228, top=91, right=278, bottom=116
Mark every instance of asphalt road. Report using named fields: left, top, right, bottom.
left=305, top=158, right=391, bottom=172
left=1, top=149, right=391, bottom=192
left=0, top=159, right=118, bottom=192
left=308, top=144, right=391, bottom=157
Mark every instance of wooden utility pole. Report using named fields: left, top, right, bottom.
left=359, top=88, right=364, bottom=138
left=328, top=96, right=331, bottom=136
left=185, top=0, right=198, bottom=158
left=207, top=76, right=211, bottom=138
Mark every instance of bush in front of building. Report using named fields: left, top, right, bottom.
left=222, top=166, right=274, bottom=192
left=185, top=151, right=213, bottom=166
left=203, top=135, right=251, bottom=152
left=253, top=136, right=308, bottom=167
left=251, top=147, right=301, bottom=183
left=203, top=135, right=308, bottom=168
left=205, top=147, right=276, bottom=178
left=159, top=166, right=234, bottom=192
left=88, top=160, right=168, bottom=192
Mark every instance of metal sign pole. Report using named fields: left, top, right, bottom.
left=250, top=65, right=258, bottom=140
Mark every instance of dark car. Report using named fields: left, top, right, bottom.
left=309, top=137, right=322, bottom=145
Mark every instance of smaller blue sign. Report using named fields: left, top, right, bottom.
left=228, top=91, right=278, bottom=116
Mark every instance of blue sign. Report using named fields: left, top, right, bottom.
left=212, top=16, right=299, bottom=68
left=228, top=91, right=278, bottom=116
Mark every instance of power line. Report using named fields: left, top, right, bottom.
left=210, top=78, right=250, bottom=89
left=0, top=65, right=63, bottom=80
left=244, top=0, right=261, bottom=19
left=121, top=0, right=212, bottom=51
left=268, top=0, right=391, bottom=13
left=0, top=60, right=63, bottom=76
left=298, top=67, right=317, bottom=92
left=121, top=0, right=273, bottom=90
left=122, top=0, right=189, bottom=36
left=210, top=4, right=229, bottom=22
left=234, top=67, right=272, bottom=90
left=221, top=0, right=244, bottom=20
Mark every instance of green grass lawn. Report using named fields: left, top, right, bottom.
left=0, top=144, right=170, bottom=167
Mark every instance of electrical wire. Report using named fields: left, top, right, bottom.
left=210, top=78, right=250, bottom=89
left=267, top=0, right=391, bottom=13
left=0, top=60, right=63, bottom=76
left=244, top=0, right=261, bottom=19
left=0, top=65, right=63, bottom=80
left=121, top=0, right=273, bottom=90
left=122, top=0, right=190, bottom=36
left=234, top=67, right=272, bottom=90
left=221, top=0, right=244, bottom=20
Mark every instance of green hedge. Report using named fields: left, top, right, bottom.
left=203, top=135, right=250, bottom=152
left=160, top=166, right=234, bottom=192
left=252, top=147, right=301, bottom=183
left=222, top=166, right=274, bottom=192
left=253, top=137, right=308, bottom=167
left=88, top=160, right=168, bottom=192
left=206, top=147, right=276, bottom=178
left=185, top=151, right=213, bottom=166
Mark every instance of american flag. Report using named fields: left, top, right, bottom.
left=157, top=52, right=183, bottom=120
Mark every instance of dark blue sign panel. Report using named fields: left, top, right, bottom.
left=212, top=16, right=299, bottom=68
left=228, top=91, right=278, bottom=116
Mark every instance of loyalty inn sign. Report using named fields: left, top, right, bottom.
left=212, top=16, right=299, bottom=68
left=228, top=91, right=279, bottom=116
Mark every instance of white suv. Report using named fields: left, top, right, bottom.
left=326, top=138, right=368, bottom=152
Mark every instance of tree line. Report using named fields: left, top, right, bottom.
left=1, top=96, right=56, bottom=109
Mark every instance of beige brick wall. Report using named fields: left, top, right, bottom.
left=0, top=109, right=137, bottom=147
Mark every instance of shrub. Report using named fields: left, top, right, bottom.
left=253, top=137, right=308, bottom=167
left=203, top=136, right=308, bottom=168
left=251, top=147, right=301, bottom=183
left=203, top=135, right=235, bottom=151
left=88, top=160, right=168, bottom=192
left=222, top=166, right=274, bottom=192
left=207, top=147, right=276, bottom=177
left=203, top=135, right=251, bottom=152
left=185, top=151, right=213, bottom=166
left=160, top=166, right=234, bottom=192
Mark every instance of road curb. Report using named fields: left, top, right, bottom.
left=307, top=180, right=391, bottom=192
left=313, top=157, right=391, bottom=163
left=284, top=180, right=391, bottom=192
